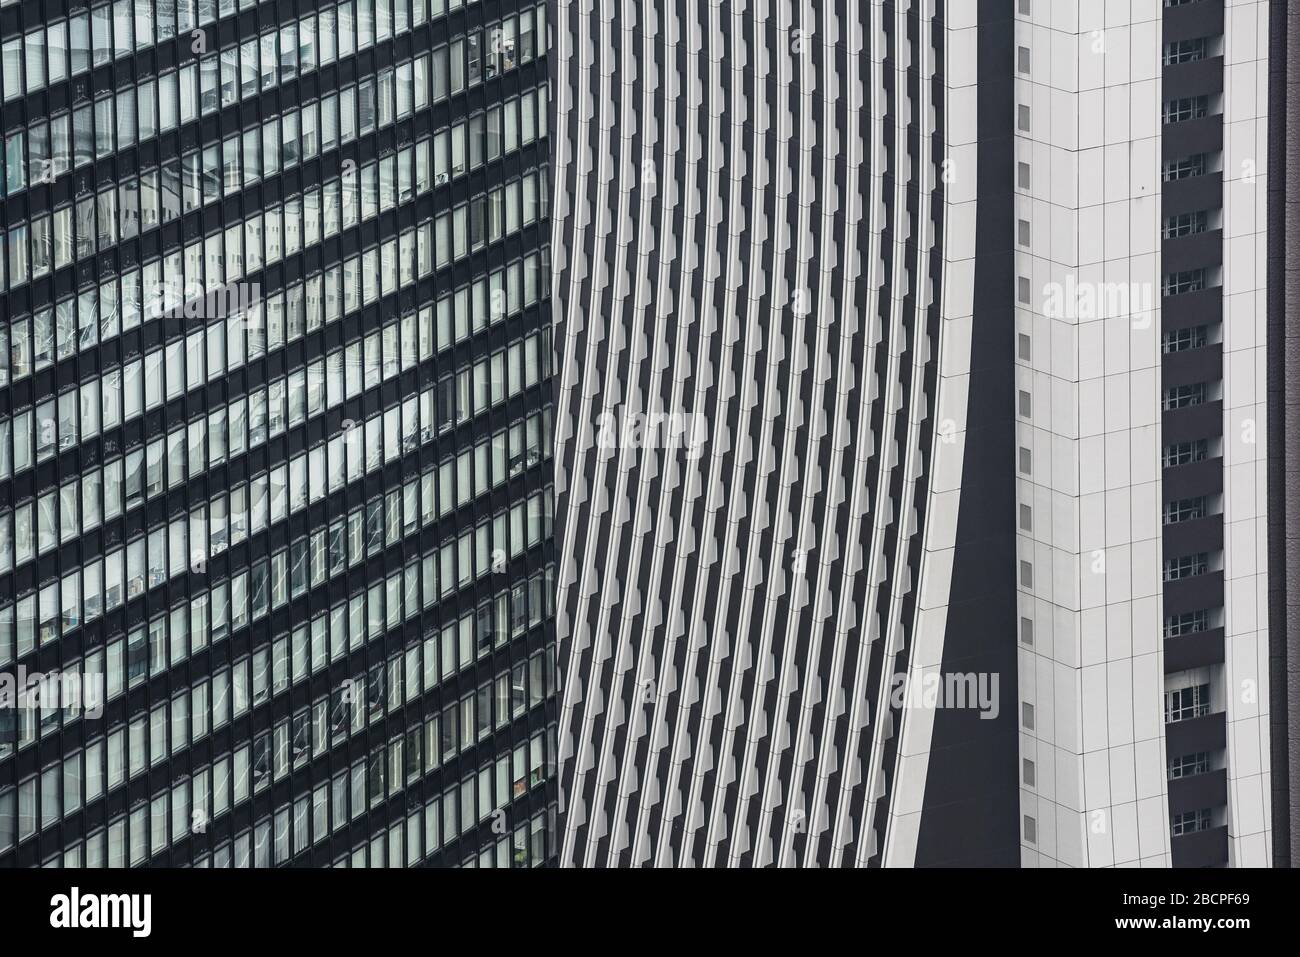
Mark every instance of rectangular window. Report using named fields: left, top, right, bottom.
left=1162, top=154, right=1208, bottom=182
left=1162, top=552, right=1209, bottom=583
left=1162, top=382, right=1208, bottom=411
left=1161, top=325, right=1208, bottom=354
left=1171, top=809, right=1212, bottom=836
left=1162, top=211, right=1209, bottom=239
left=1163, top=497, right=1209, bottom=525
left=1168, top=752, right=1210, bottom=780
left=1162, top=95, right=1209, bottom=124
left=1165, top=683, right=1212, bottom=723
left=1162, top=440, right=1209, bottom=468
left=1164, top=610, right=1211, bottom=639
left=1164, top=38, right=1208, bottom=65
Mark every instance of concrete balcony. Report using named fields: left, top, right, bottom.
left=1163, top=173, right=1222, bottom=217
left=1161, top=286, right=1222, bottom=331
left=1171, top=824, right=1228, bottom=868
left=1162, top=457, right=1224, bottom=502
left=1162, top=342, right=1222, bottom=388
left=1165, top=710, right=1226, bottom=756
left=1162, top=514, right=1223, bottom=557
left=1163, top=2, right=1224, bottom=44
left=1164, top=628, right=1226, bottom=673
left=1163, top=228, right=1223, bottom=273
left=1164, top=571, right=1224, bottom=617
left=1162, top=399, right=1223, bottom=445
left=1169, top=768, right=1228, bottom=817
left=1163, top=56, right=1224, bottom=100
left=1162, top=115, right=1223, bottom=161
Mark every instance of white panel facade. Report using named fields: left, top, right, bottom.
left=1014, top=0, right=1171, bottom=868
left=1220, top=0, right=1272, bottom=867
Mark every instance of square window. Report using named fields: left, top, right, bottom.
left=1020, top=617, right=1033, bottom=645
left=1019, top=390, right=1032, bottom=417
left=1017, top=219, right=1031, bottom=246
left=1017, top=105, right=1030, bottom=132
left=1019, top=504, right=1032, bottom=531
left=1018, top=162, right=1030, bottom=189
left=1018, top=333, right=1031, bottom=360
left=1023, top=759, right=1035, bottom=786
left=1020, top=561, right=1033, bottom=588
left=1018, top=447, right=1032, bottom=474
left=1023, top=815, right=1036, bottom=843
left=1017, top=46, right=1030, bottom=74
left=1022, top=702, right=1035, bottom=729
left=1017, top=276, right=1031, bottom=303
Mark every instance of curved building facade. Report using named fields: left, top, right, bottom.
left=553, top=0, right=1019, bottom=867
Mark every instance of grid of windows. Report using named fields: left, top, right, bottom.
left=0, top=297, right=553, bottom=578
left=0, top=615, right=557, bottom=862
left=0, top=550, right=555, bottom=753
left=0, top=6, right=549, bottom=290
left=1, top=86, right=548, bottom=292
left=1, top=0, right=542, bottom=110
left=0, top=0, right=554, bottom=868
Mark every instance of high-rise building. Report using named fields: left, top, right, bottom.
left=554, top=0, right=1011, bottom=867
left=0, top=0, right=557, bottom=868
left=1013, top=0, right=1280, bottom=870
left=555, top=0, right=1300, bottom=868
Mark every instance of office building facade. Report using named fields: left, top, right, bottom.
left=555, top=0, right=1300, bottom=868
left=0, top=0, right=557, bottom=867
left=553, top=0, right=1018, bottom=867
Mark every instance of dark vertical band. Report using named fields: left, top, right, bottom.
left=1267, top=0, right=1300, bottom=870
left=913, top=0, right=1019, bottom=868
